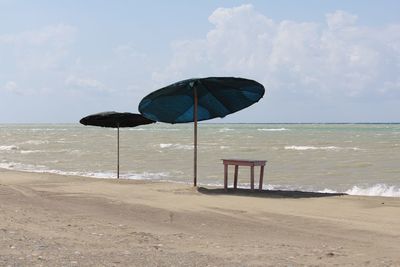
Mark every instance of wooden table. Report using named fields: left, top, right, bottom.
left=222, top=159, right=267, bottom=191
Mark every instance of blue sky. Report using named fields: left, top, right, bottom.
left=1, top=0, right=399, bottom=123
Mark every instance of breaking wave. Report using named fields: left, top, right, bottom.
left=219, top=128, right=234, bottom=133
left=0, top=145, right=19, bottom=151
left=0, top=161, right=170, bottom=180
left=1, top=159, right=399, bottom=197
left=20, top=150, right=45, bottom=154
left=317, top=184, right=400, bottom=197
left=258, top=128, right=289, bottom=131
left=200, top=182, right=400, bottom=198
left=284, top=145, right=361, bottom=151
left=159, top=143, right=192, bottom=150
left=344, top=184, right=400, bottom=197
left=21, top=140, right=49, bottom=145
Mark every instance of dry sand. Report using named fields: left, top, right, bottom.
left=0, top=169, right=399, bottom=266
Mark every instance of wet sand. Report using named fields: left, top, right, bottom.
left=0, top=169, right=399, bottom=266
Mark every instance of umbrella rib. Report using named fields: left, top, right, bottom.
left=174, top=98, right=198, bottom=122
left=210, top=81, right=261, bottom=111
left=174, top=85, right=204, bottom=122
left=197, top=81, right=232, bottom=116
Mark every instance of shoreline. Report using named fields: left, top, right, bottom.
left=1, top=166, right=399, bottom=198
left=1, top=169, right=400, bottom=266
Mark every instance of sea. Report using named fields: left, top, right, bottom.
left=1, top=123, right=399, bottom=197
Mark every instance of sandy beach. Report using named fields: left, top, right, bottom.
left=0, top=169, right=399, bottom=266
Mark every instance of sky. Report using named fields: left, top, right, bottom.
left=1, top=0, right=400, bottom=123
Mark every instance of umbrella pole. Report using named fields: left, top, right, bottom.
left=194, top=88, right=198, bottom=187
left=117, top=125, right=120, bottom=179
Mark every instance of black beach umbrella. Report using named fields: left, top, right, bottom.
left=80, top=111, right=155, bottom=178
left=139, top=77, right=265, bottom=186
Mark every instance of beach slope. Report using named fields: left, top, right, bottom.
left=0, top=169, right=399, bottom=266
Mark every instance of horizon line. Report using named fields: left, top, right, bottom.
left=1, top=122, right=399, bottom=125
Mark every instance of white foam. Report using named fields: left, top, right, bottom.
left=199, top=182, right=400, bottom=198
left=345, top=184, right=400, bottom=197
left=219, top=128, right=234, bottom=133
left=124, top=171, right=171, bottom=180
left=1, top=159, right=399, bottom=198
left=149, top=128, right=180, bottom=132
left=22, top=140, right=49, bottom=145
left=284, top=145, right=361, bottom=151
left=285, top=145, right=336, bottom=151
left=318, top=188, right=338, bottom=194
left=314, top=185, right=400, bottom=197
left=199, top=182, right=299, bottom=191
left=160, top=143, right=172, bottom=148
left=20, top=150, right=45, bottom=154
left=30, top=128, right=68, bottom=131
left=258, top=128, right=289, bottom=132
left=159, top=143, right=192, bottom=150
left=0, top=161, right=170, bottom=181
left=0, top=145, right=19, bottom=151
left=0, top=161, right=47, bottom=171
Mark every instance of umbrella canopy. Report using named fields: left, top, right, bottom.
left=80, top=111, right=155, bottom=178
left=139, top=77, right=265, bottom=123
left=80, top=111, right=154, bottom=128
left=139, top=77, right=265, bottom=186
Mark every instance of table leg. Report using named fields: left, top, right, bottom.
left=259, top=165, right=265, bottom=190
left=250, top=165, right=254, bottom=190
left=224, top=164, right=228, bottom=191
left=234, top=165, right=238, bottom=189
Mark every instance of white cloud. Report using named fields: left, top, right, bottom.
left=0, top=24, right=76, bottom=73
left=1, top=81, right=48, bottom=96
left=326, top=10, right=358, bottom=30
left=2, top=81, right=19, bottom=94
left=0, top=24, right=75, bottom=46
left=0, top=24, right=77, bottom=96
left=4, top=81, right=17, bottom=90
left=65, top=75, right=107, bottom=92
left=154, top=5, right=400, bottom=101
left=0, top=81, right=53, bottom=97
left=113, top=44, right=147, bottom=60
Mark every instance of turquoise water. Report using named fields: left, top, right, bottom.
left=1, top=123, right=399, bottom=197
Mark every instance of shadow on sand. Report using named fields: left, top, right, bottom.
left=197, top=187, right=346, bottom=199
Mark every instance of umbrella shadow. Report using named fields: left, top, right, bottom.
left=197, top=187, right=346, bottom=199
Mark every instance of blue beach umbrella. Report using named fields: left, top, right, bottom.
left=139, top=77, right=265, bottom=186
